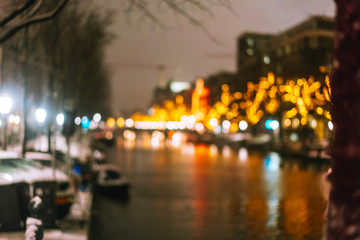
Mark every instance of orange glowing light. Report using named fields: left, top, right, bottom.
left=117, top=117, right=125, bottom=128
left=107, top=117, right=116, bottom=128
left=176, top=95, right=184, bottom=104
left=167, top=130, right=175, bottom=139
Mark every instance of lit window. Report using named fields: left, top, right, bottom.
left=285, top=44, right=292, bottom=55
left=246, top=38, right=254, bottom=47
left=246, top=48, right=254, bottom=56
left=263, top=55, right=270, bottom=64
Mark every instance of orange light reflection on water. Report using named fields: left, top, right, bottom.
left=117, top=131, right=327, bottom=239
left=193, top=144, right=211, bottom=238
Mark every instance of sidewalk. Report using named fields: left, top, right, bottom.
left=0, top=190, right=92, bottom=240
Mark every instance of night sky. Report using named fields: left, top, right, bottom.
left=98, top=0, right=335, bottom=114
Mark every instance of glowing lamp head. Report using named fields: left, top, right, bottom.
left=265, top=120, right=279, bottom=130
left=56, top=113, right=65, bottom=126
left=93, top=113, right=101, bottom=123
left=222, top=120, right=231, bottom=129
left=35, top=108, right=47, bottom=123
left=0, top=96, right=12, bottom=114
left=239, top=120, right=248, bottom=131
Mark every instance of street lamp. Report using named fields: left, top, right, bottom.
left=56, top=113, right=65, bottom=126
left=0, top=96, right=13, bottom=150
left=0, top=96, right=12, bottom=114
left=239, top=120, right=248, bottom=131
left=93, top=113, right=101, bottom=123
left=35, top=108, right=47, bottom=124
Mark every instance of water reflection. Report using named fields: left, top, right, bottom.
left=109, top=130, right=328, bottom=239
left=122, top=129, right=136, bottom=149
left=238, top=147, right=248, bottom=162
left=151, top=131, right=165, bottom=149
left=265, top=152, right=280, bottom=172
left=222, top=145, right=232, bottom=158
left=209, top=144, right=218, bottom=156
left=181, top=143, right=195, bottom=155
left=193, top=144, right=210, bottom=238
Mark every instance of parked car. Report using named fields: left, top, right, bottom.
left=25, top=151, right=67, bottom=172
left=92, top=163, right=130, bottom=195
left=0, top=151, right=74, bottom=220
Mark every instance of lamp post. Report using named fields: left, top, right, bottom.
left=35, top=108, right=47, bottom=151
left=0, top=96, right=12, bottom=150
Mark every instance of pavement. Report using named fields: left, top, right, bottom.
left=0, top=190, right=92, bottom=240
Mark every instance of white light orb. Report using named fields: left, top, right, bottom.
left=35, top=108, right=47, bottom=124
left=239, top=120, right=248, bottom=131
left=56, top=113, right=65, bottom=126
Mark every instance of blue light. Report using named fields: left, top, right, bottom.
left=81, top=116, right=90, bottom=129
left=265, top=120, right=273, bottom=130
left=265, top=153, right=280, bottom=172
left=148, top=108, right=155, bottom=116
left=74, top=165, right=81, bottom=174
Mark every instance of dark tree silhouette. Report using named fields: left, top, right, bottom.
left=325, top=1, right=360, bottom=239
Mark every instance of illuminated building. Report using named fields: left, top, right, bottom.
left=237, top=33, right=274, bottom=85
left=204, top=72, right=240, bottom=105
left=237, top=15, right=334, bottom=85
left=192, top=78, right=210, bottom=122
left=151, top=80, right=192, bottom=107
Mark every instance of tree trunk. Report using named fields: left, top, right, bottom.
left=47, top=71, right=54, bottom=154
left=325, top=1, right=360, bottom=239
left=22, top=27, right=29, bottom=156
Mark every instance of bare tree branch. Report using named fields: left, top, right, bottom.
left=0, top=0, right=68, bottom=44
left=183, top=0, right=214, bottom=16
left=122, top=0, right=227, bottom=44
left=161, top=0, right=222, bottom=44
left=28, top=0, right=44, bottom=18
left=218, top=0, right=237, bottom=17
left=218, top=0, right=233, bottom=11
left=0, top=0, right=36, bottom=27
left=131, top=0, right=167, bottom=29
left=126, top=0, right=135, bottom=13
left=161, top=0, right=202, bottom=26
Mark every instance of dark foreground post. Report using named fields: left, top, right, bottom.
left=325, top=1, right=360, bottom=239
left=25, top=196, right=44, bottom=240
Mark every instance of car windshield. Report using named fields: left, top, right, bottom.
left=106, top=170, right=121, bottom=180
left=0, top=158, right=41, bottom=173
left=34, top=160, right=52, bottom=167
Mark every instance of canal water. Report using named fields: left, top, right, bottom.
left=89, top=132, right=330, bottom=240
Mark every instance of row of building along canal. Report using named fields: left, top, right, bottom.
left=89, top=130, right=330, bottom=240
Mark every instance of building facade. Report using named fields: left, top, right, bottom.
left=237, top=15, right=334, bottom=85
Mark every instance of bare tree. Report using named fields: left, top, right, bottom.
left=16, top=1, right=114, bottom=153
left=33, top=2, right=114, bottom=116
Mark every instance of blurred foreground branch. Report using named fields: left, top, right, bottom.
left=0, top=0, right=68, bottom=44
